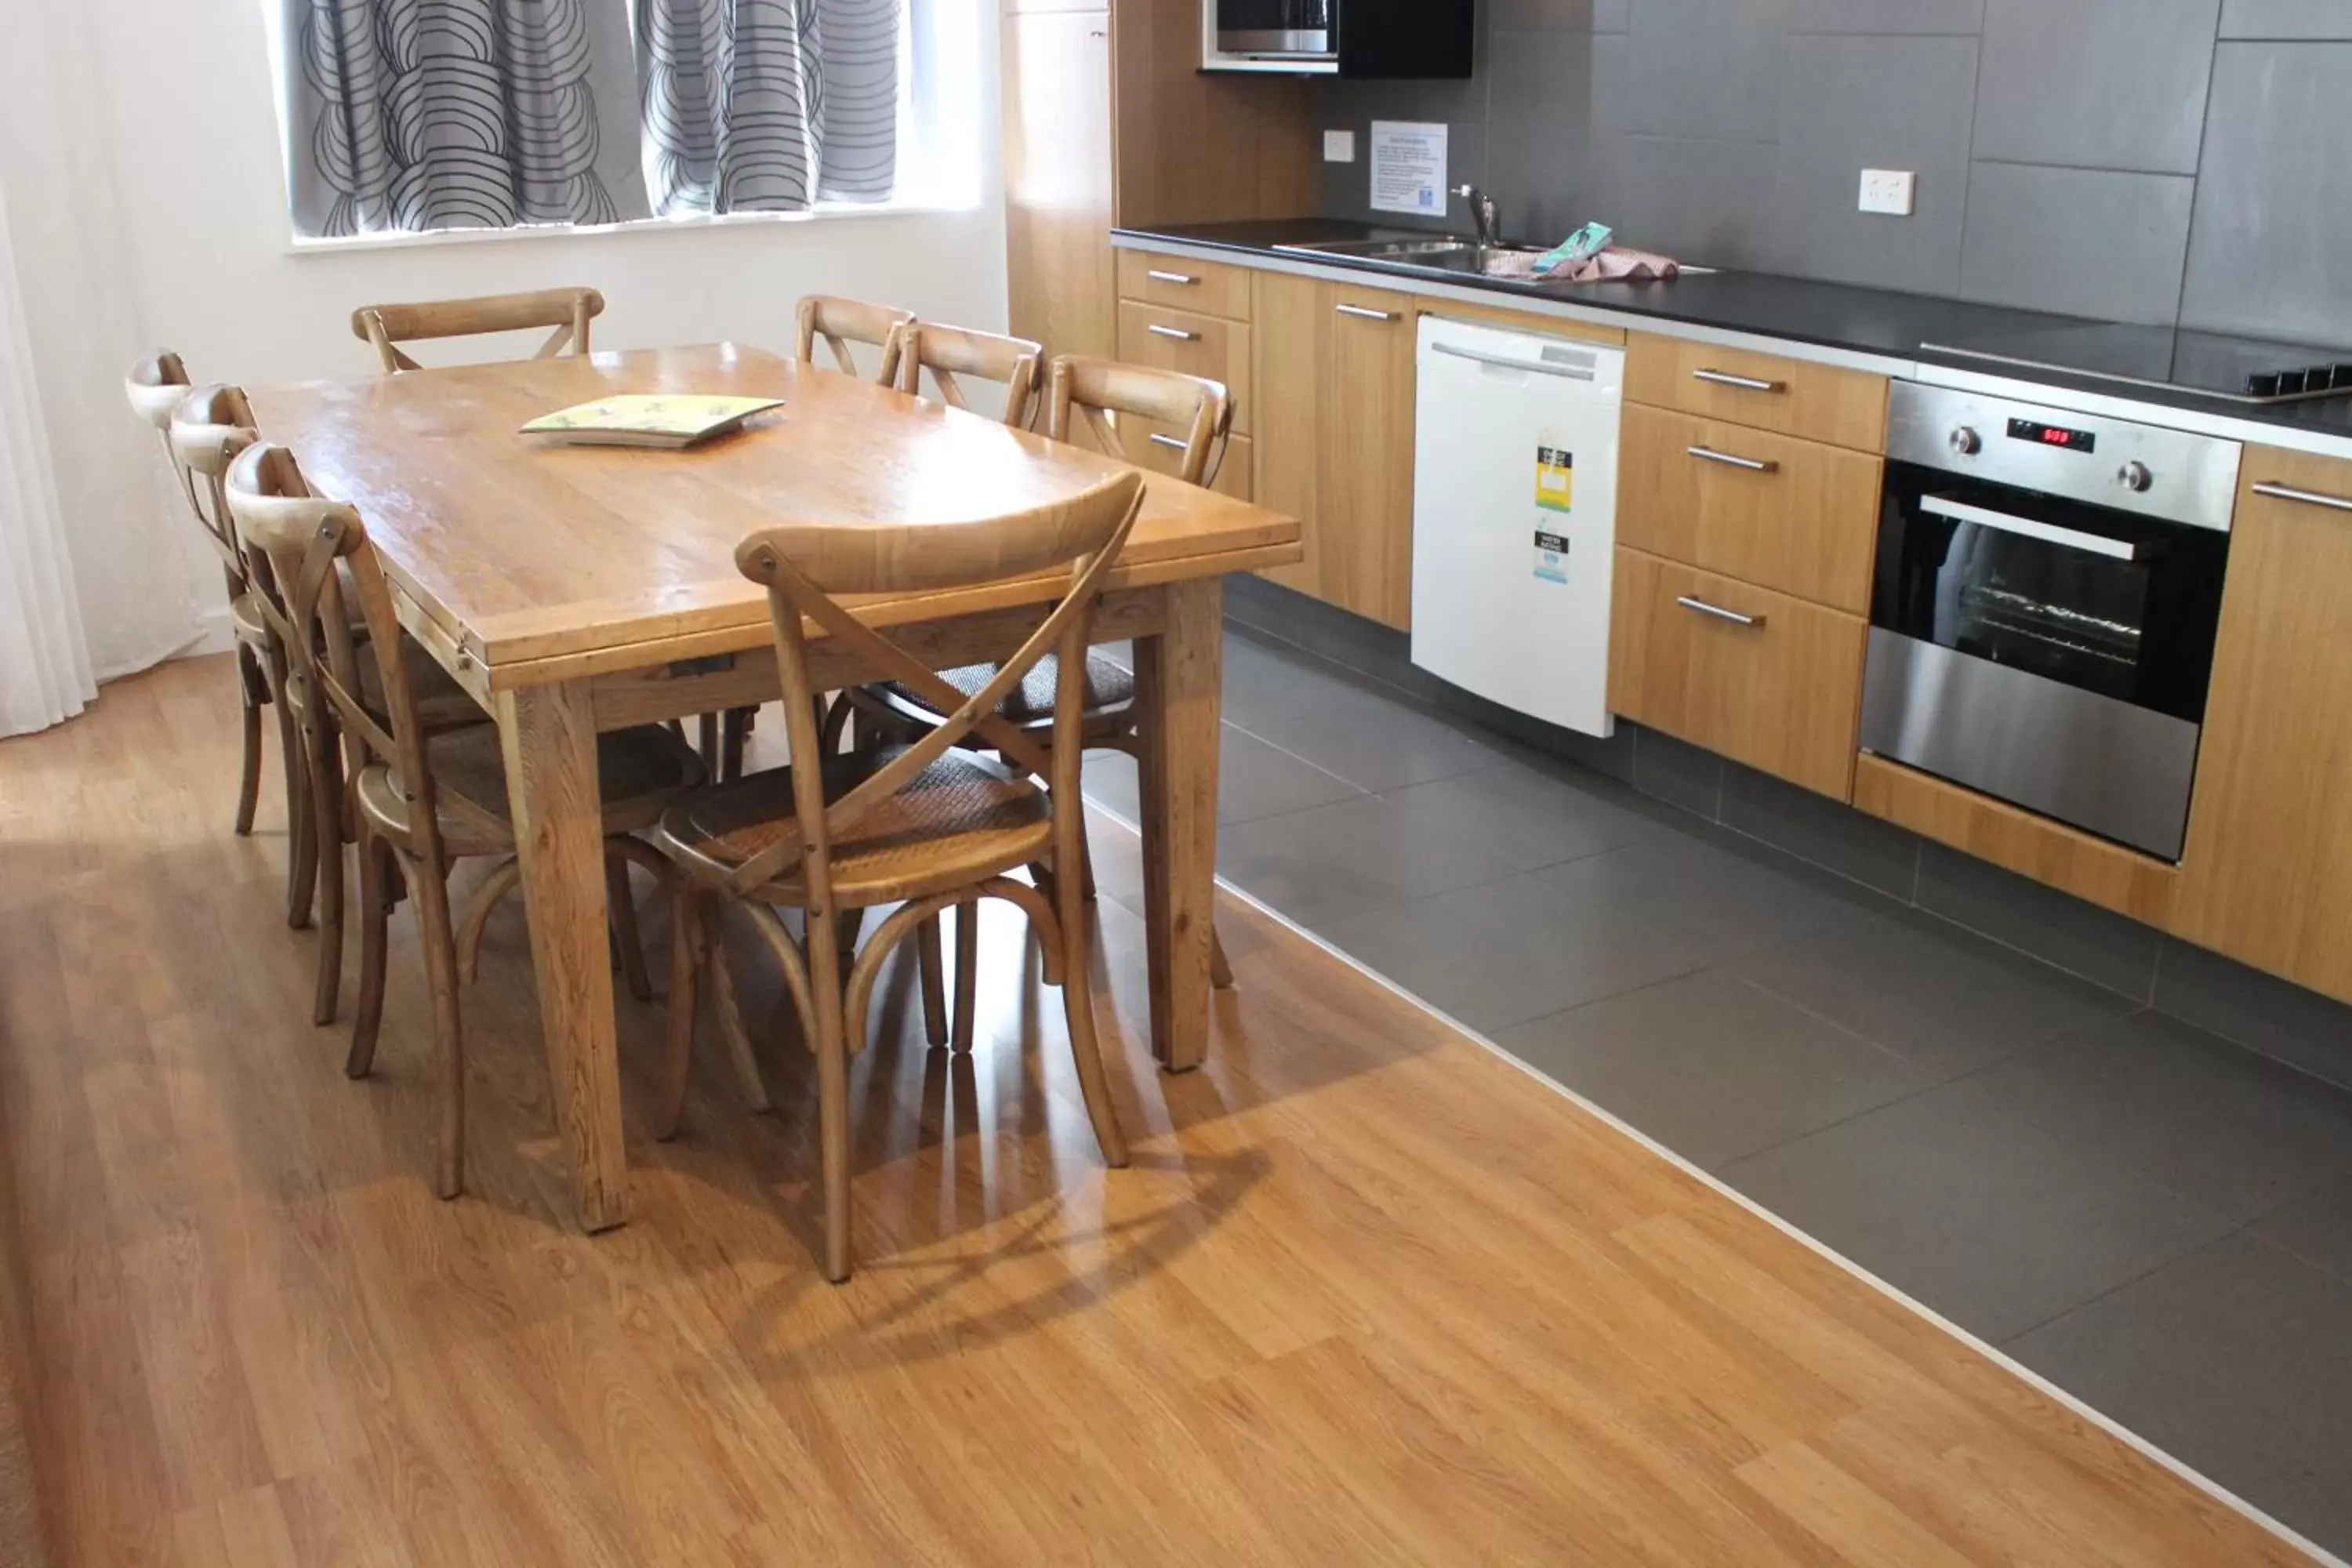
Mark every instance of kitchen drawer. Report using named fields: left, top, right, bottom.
left=1618, top=404, right=1883, bottom=613
left=1116, top=301, right=1253, bottom=436
left=1626, top=334, right=1889, bottom=452
left=1126, top=418, right=1253, bottom=501
left=1609, top=546, right=1867, bottom=800
left=1116, top=250, right=1255, bottom=321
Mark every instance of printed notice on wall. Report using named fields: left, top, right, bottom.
left=1368, top=121, right=1448, bottom=216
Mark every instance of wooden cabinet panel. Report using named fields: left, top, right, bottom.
left=1116, top=250, right=1256, bottom=321
left=1854, top=755, right=2177, bottom=927
left=1247, top=274, right=1417, bottom=629
left=1618, top=404, right=1883, bottom=613
left=1115, top=301, right=1253, bottom=435
left=2173, top=448, right=2352, bottom=1004
left=1125, top=419, right=1253, bottom=501
left=1004, top=9, right=1115, bottom=361
left=1626, top=334, right=1889, bottom=452
left=1609, top=546, right=1867, bottom=799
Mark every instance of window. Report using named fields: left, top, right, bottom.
left=267, top=0, right=980, bottom=242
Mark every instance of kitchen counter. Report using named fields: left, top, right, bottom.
left=1113, top=220, right=2352, bottom=454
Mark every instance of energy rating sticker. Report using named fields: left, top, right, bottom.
left=1536, top=446, right=1574, bottom=513
left=1534, top=529, right=1570, bottom=585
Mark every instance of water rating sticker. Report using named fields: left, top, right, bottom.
left=1536, top=446, right=1574, bottom=512
left=1534, top=529, right=1570, bottom=584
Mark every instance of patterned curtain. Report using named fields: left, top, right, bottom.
left=284, top=1, right=652, bottom=238
left=637, top=0, right=900, bottom=217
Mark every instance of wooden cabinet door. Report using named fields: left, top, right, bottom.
left=2173, top=450, right=2352, bottom=1004
left=1318, top=281, right=1417, bottom=630
left=1004, top=9, right=1115, bottom=361
left=1251, top=270, right=1325, bottom=601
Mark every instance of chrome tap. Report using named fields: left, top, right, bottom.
left=1451, top=183, right=1499, bottom=248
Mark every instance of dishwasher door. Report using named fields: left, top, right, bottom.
left=1410, top=316, right=1624, bottom=737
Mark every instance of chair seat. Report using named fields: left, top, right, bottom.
left=357, top=721, right=706, bottom=855
left=358, top=638, right=490, bottom=732
left=656, top=746, right=1051, bottom=909
left=229, top=590, right=269, bottom=647
left=878, top=651, right=1136, bottom=738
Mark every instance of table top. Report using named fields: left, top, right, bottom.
left=247, top=344, right=1300, bottom=685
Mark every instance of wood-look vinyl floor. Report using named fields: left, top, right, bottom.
left=0, top=655, right=2315, bottom=1566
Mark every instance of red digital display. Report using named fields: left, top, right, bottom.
left=2007, top=416, right=2096, bottom=453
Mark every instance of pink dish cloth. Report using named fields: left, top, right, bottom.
left=1559, top=246, right=1680, bottom=283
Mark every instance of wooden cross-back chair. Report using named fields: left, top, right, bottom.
left=887, top=321, right=1045, bottom=428
left=159, top=382, right=324, bottom=934
left=128, top=354, right=292, bottom=850
left=844, top=356, right=1241, bottom=1023
left=351, top=287, right=604, bottom=374
left=652, top=468, right=1149, bottom=1283
left=794, top=295, right=916, bottom=383
left=225, top=442, right=705, bottom=1200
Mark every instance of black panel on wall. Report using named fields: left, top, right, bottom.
left=1338, top=0, right=1475, bottom=78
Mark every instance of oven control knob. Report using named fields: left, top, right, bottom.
left=2117, top=460, right=2153, bottom=493
left=1948, top=426, right=1981, bottom=456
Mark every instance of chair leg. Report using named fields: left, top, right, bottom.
left=234, top=644, right=263, bottom=837
left=704, top=902, right=769, bottom=1113
left=720, top=708, right=752, bottom=781
left=1053, top=858, right=1130, bottom=1169
left=656, top=880, right=704, bottom=1141
left=454, top=857, right=523, bottom=984
left=605, top=849, right=653, bottom=1003
left=951, top=898, right=978, bottom=1054
left=407, top=853, right=467, bottom=1200
left=916, top=916, right=949, bottom=1047
left=305, top=717, right=346, bottom=1026
left=803, top=904, right=855, bottom=1283
left=1210, top=925, right=1236, bottom=990
left=696, top=712, right=721, bottom=775
left=348, top=830, right=396, bottom=1080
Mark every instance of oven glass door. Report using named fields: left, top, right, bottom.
left=1217, top=0, right=1334, bottom=53
left=1871, top=462, right=2228, bottom=724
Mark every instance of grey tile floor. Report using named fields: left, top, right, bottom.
left=1087, top=627, right=2352, bottom=1559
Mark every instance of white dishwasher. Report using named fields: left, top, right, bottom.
left=1410, top=315, right=1624, bottom=737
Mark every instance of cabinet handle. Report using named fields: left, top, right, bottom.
left=1693, top=367, right=1785, bottom=394
left=1686, top=445, right=1778, bottom=474
left=1146, top=433, right=1188, bottom=452
left=2251, top=481, right=2352, bottom=515
left=1146, top=269, right=1199, bottom=286
left=1145, top=323, right=1199, bottom=342
left=1677, top=594, right=1765, bottom=628
left=1335, top=303, right=1397, bottom=322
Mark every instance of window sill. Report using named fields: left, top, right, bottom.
left=283, top=198, right=982, bottom=257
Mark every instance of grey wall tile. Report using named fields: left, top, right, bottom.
left=1492, top=0, right=1632, bottom=29
left=1915, top=843, right=2163, bottom=1000
left=1486, top=31, right=1624, bottom=242
left=2221, top=0, right=2352, bottom=38
left=1624, top=0, right=1791, bottom=143
left=1719, top=762, right=1922, bottom=900
left=1603, top=133, right=1783, bottom=266
left=1973, top=0, right=2220, bottom=175
left=2154, top=938, right=2352, bottom=1091
left=1958, top=161, right=2195, bottom=324
left=2178, top=42, right=2352, bottom=343
left=1788, top=0, right=1984, bottom=31
left=1766, top=34, right=1976, bottom=293
left=1319, top=115, right=1491, bottom=230
left=1629, top=725, right=1724, bottom=817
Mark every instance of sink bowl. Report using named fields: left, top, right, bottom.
left=1274, top=235, right=1555, bottom=279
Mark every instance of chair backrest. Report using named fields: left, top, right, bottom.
left=887, top=321, right=1045, bottom=428
left=164, top=383, right=263, bottom=594
left=123, top=350, right=191, bottom=434
left=1044, top=357, right=1234, bottom=489
left=223, top=442, right=486, bottom=859
left=727, top=468, right=1148, bottom=905
left=795, top=296, right=916, bottom=384
left=350, top=287, right=604, bottom=373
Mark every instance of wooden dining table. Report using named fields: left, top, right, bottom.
left=249, top=343, right=1302, bottom=1232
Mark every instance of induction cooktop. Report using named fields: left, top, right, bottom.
left=1922, top=323, right=2352, bottom=405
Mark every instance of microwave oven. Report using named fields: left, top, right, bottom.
left=1204, top=0, right=1473, bottom=78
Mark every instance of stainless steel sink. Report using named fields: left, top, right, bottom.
left=1273, top=234, right=1555, bottom=279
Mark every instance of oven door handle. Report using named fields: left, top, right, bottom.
left=1920, top=495, right=2145, bottom=562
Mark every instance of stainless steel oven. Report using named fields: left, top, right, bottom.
left=1860, top=382, right=2243, bottom=861
left=1214, top=0, right=1335, bottom=59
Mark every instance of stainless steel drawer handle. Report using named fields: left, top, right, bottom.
left=1146, top=269, right=1199, bottom=286
left=1146, top=433, right=1189, bottom=452
left=1335, top=304, right=1398, bottom=322
left=1686, top=445, right=1778, bottom=474
left=1677, top=595, right=1765, bottom=629
left=2251, top=481, right=2352, bottom=515
left=1146, top=324, right=1200, bottom=342
left=1693, top=368, right=1786, bottom=394
left=1920, top=495, right=2143, bottom=561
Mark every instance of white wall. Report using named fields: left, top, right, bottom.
left=35, top=0, right=1010, bottom=653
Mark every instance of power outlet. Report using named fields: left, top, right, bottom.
left=1323, top=129, right=1356, bottom=163
left=1859, top=168, right=1915, bottom=216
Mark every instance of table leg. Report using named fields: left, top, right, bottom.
left=495, top=679, right=629, bottom=1232
left=1134, top=579, right=1223, bottom=1073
